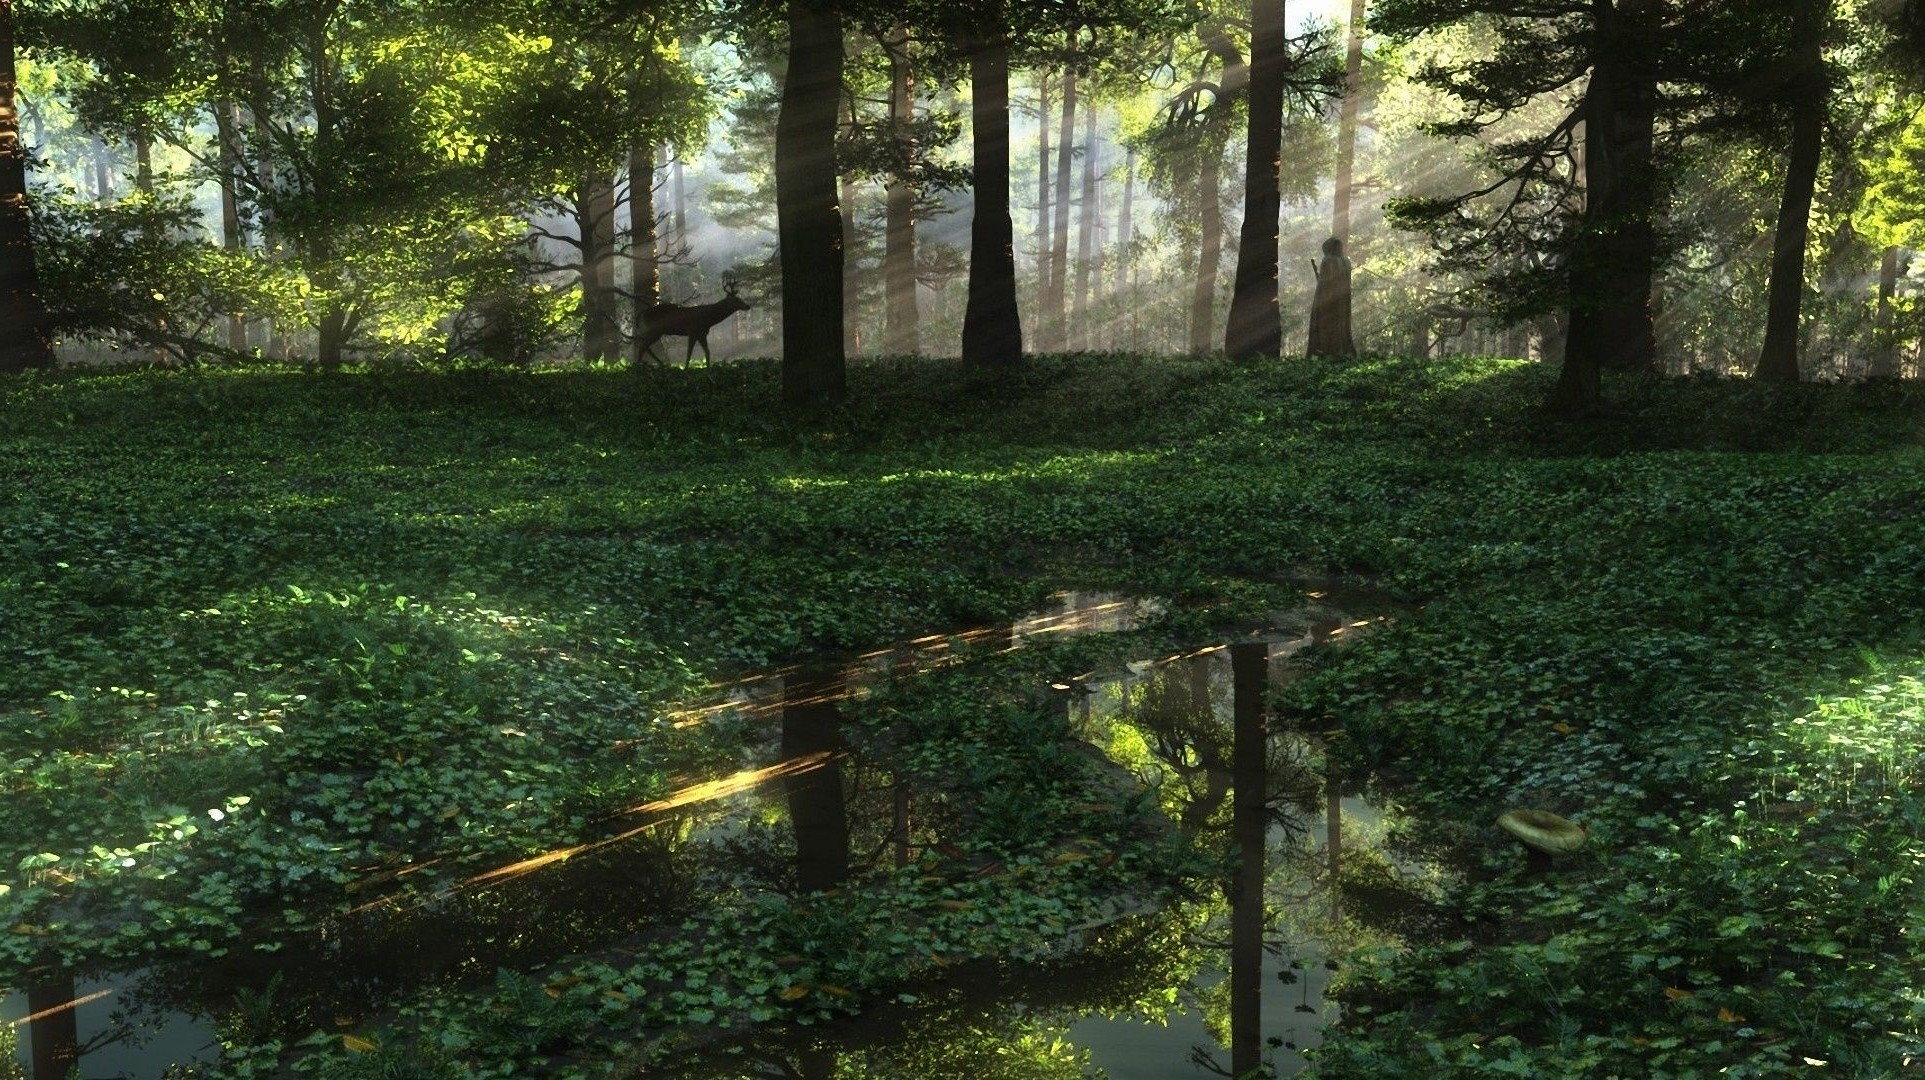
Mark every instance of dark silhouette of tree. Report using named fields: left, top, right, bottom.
left=0, top=0, right=52, bottom=372
left=776, top=0, right=848, bottom=404
left=1225, top=0, right=1286, bottom=358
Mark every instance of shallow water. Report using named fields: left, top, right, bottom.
left=7, top=589, right=1438, bottom=1078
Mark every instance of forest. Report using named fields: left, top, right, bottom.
left=3, top=0, right=1925, bottom=1077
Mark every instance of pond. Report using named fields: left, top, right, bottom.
left=6, top=589, right=1449, bottom=1078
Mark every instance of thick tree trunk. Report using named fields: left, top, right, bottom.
left=1226, top=0, right=1288, bottom=359
left=134, top=128, right=153, bottom=193
left=1871, top=245, right=1901, bottom=379
left=1755, top=31, right=1825, bottom=384
left=884, top=22, right=919, bottom=355
left=1229, top=643, right=1268, bottom=1079
left=783, top=669, right=849, bottom=894
left=962, top=24, right=1024, bottom=370
left=1044, top=66, right=1077, bottom=352
left=1334, top=0, right=1367, bottom=244
left=1071, top=104, right=1099, bottom=350
left=776, top=2, right=847, bottom=406
left=215, top=101, right=248, bottom=353
left=1191, top=141, right=1223, bottom=355
left=629, top=141, right=659, bottom=365
left=0, top=0, right=52, bottom=372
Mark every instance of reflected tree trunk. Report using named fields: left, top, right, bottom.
left=28, top=974, right=79, bottom=1080
left=783, top=669, right=849, bottom=894
left=1230, top=642, right=1268, bottom=1078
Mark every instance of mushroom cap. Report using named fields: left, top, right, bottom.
left=1497, top=809, right=1587, bottom=855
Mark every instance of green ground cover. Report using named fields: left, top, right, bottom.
left=3, top=354, right=1924, bottom=1076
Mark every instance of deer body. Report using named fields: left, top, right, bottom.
left=637, top=282, right=750, bottom=367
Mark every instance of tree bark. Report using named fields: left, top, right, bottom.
left=629, top=141, right=659, bottom=366
left=883, top=22, right=919, bottom=355
left=215, top=101, right=248, bottom=353
left=1229, top=642, right=1268, bottom=1079
left=1755, top=27, right=1825, bottom=385
left=1045, top=65, right=1077, bottom=352
left=134, top=128, right=153, bottom=193
left=1871, top=245, right=1900, bottom=379
left=782, top=669, right=849, bottom=894
left=672, top=152, right=687, bottom=248
left=1334, top=0, right=1367, bottom=244
left=1071, top=103, right=1099, bottom=351
left=1226, top=0, right=1288, bottom=358
left=580, top=171, right=618, bottom=363
left=777, top=1, right=847, bottom=406
left=1191, top=140, right=1223, bottom=355
left=962, top=20, right=1024, bottom=371
left=1035, top=70, right=1051, bottom=329
left=0, top=0, right=52, bottom=372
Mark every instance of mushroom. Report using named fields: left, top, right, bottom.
left=1497, top=809, right=1586, bottom=871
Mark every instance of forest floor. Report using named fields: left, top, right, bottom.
left=3, top=354, right=1924, bottom=1077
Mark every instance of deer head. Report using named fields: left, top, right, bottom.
left=721, top=276, right=751, bottom=313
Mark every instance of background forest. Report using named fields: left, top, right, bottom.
left=6, top=2, right=1925, bottom=1079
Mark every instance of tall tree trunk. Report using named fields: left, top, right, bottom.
left=883, top=22, right=920, bottom=355
left=962, top=19, right=1024, bottom=371
left=1071, top=104, right=1099, bottom=350
left=777, top=2, right=847, bottom=406
left=672, top=153, right=688, bottom=248
left=841, top=96, right=861, bottom=357
left=215, top=101, right=248, bottom=354
left=1035, top=71, right=1051, bottom=331
left=91, top=138, right=110, bottom=201
left=1871, top=245, right=1901, bottom=379
left=1046, top=65, right=1077, bottom=351
left=1755, top=28, right=1825, bottom=384
left=1227, top=0, right=1288, bottom=358
left=580, top=172, right=618, bottom=363
left=1191, top=139, right=1223, bottom=355
left=1229, top=643, right=1268, bottom=1079
left=1334, top=0, right=1366, bottom=243
left=629, top=141, right=659, bottom=366
left=134, top=128, right=153, bottom=193
left=0, top=0, right=52, bottom=372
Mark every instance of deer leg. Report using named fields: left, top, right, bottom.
left=684, top=337, right=696, bottom=368
left=699, top=335, right=714, bottom=367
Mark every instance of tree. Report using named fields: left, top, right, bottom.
left=959, top=3, right=1025, bottom=370
left=1753, top=0, right=1836, bottom=383
left=0, top=0, right=52, bottom=371
left=1224, top=0, right=1287, bottom=358
left=776, top=0, right=848, bottom=404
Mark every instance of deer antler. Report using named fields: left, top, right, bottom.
left=723, top=276, right=740, bottom=296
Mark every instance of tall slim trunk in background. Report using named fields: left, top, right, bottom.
left=672, top=153, right=688, bottom=247
left=1119, top=144, right=1137, bottom=348
left=0, top=0, right=51, bottom=372
left=962, top=14, right=1023, bottom=370
left=1226, top=0, right=1288, bottom=358
left=629, top=141, right=659, bottom=365
left=1046, top=65, right=1077, bottom=351
left=841, top=97, right=861, bottom=356
left=1071, top=105, right=1099, bottom=350
left=1191, top=140, right=1223, bottom=354
left=215, top=101, right=248, bottom=353
left=91, top=138, right=110, bottom=201
left=581, top=172, right=618, bottom=363
left=776, top=1, right=847, bottom=406
left=134, top=128, right=153, bottom=193
left=1756, top=24, right=1825, bottom=384
left=884, top=23, right=920, bottom=355
left=306, top=18, right=350, bottom=369
left=1035, top=71, right=1051, bottom=328
left=1871, top=245, right=1901, bottom=379
left=1334, top=0, right=1366, bottom=244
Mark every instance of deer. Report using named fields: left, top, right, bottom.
left=636, top=279, right=751, bottom=367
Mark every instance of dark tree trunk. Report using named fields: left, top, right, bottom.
left=776, top=1, right=847, bottom=406
left=1334, top=0, right=1367, bottom=244
left=1071, top=104, right=1099, bottom=350
left=91, top=138, right=110, bottom=201
left=840, top=95, right=862, bottom=357
left=1756, top=28, right=1825, bottom=385
left=0, top=0, right=52, bottom=372
left=1045, top=65, right=1077, bottom=352
left=782, top=669, right=849, bottom=894
left=1871, top=245, right=1901, bottom=379
left=629, top=141, right=659, bottom=366
left=1226, top=0, right=1288, bottom=358
left=29, top=975, right=80, bottom=1080
left=1229, top=642, right=1268, bottom=1079
left=581, top=172, right=618, bottom=363
left=1191, top=140, right=1222, bottom=355
left=134, top=128, right=153, bottom=193
left=962, top=21, right=1024, bottom=371
left=884, top=22, right=919, bottom=355
left=215, top=101, right=248, bottom=353
left=672, top=153, right=687, bottom=247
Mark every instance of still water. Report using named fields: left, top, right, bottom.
left=7, top=590, right=1442, bottom=1078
